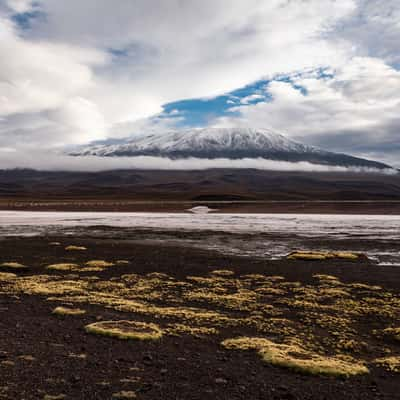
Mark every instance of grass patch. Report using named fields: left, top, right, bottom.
left=18, top=355, right=35, bottom=361
left=116, top=260, right=130, bottom=265
left=1, top=263, right=399, bottom=371
left=65, top=245, right=87, bottom=251
left=0, top=262, right=28, bottom=270
left=375, top=356, right=400, bottom=372
left=0, top=272, right=17, bottom=281
left=313, top=274, right=339, bottom=282
left=165, top=323, right=219, bottom=337
left=210, top=269, right=235, bottom=277
left=85, top=320, right=163, bottom=341
left=52, top=306, right=86, bottom=316
left=112, top=391, right=137, bottom=399
left=85, top=260, right=115, bottom=268
left=350, top=283, right=382, bottom=291
left=47, top=263, right=106, bottom=273
left=68, top=352, right=87, bottom=359
left=334, top=252, right=360, bottom=260
left=47, top=263, right=80, bottom=272
left=222, top=337, right=369, bottom=377
left=1, top=360, right=15, bottom=367
left=287, top=251, right=361, bottom=261
left=383, top=327, right=400, bottom=341
left=120, top=377, right=140, bottom=383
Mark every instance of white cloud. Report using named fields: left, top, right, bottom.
left=240, top=94, right=265, bottom=104
left=0, top=19, right=106, bottom=115
left=0, top=151, right=395, bottom=174
left=215, top=57, right=400, bottom=166
left=334, top=0, right=400, bottom=64
left=0, top=0, right=356, bottom=152
left=0, top=0, right=398, bottom=167
left=4, top=0, right=32, bottom=13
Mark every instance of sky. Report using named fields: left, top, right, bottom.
left=0, top=0, right=399, bottom=169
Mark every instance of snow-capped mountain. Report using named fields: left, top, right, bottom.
left=72, top=127, right=390, bottom=169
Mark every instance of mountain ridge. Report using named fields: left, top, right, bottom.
left=72, top=127, right=391, bottom=170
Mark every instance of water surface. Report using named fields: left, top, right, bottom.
left=1, top=211, right=399, bottom=265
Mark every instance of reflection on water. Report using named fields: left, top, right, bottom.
left=1, top=211, right=400, bottom=265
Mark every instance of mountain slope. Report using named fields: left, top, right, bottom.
left=73, top=127, right=391, bottom=169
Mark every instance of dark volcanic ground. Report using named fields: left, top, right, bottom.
left=1, top=169, right=400, bottom=209
left=2, top=168, right=400, bottom=213
left=0, top=236, right=400, bottom=400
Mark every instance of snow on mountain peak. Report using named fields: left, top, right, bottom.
left=77, top=127, right=313, bottom=156
left=71, top=127, right=391, bottom=170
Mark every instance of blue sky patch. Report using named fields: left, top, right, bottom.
left=11, top=8, right=45, bottom=31
left=160, top=73, right=321, bottom=127
left=162, top=79, right=272, bottom=127
left=160, top=68, right=335, bottom=127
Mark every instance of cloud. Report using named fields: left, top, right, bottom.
left=0, top=151, right=395, bottom=174
left=214, top=57, right=400, bottom=166
left=240, top=94, right=266, bottom=104
left=333, top=0, right=400, bottom=65
left=0, top=0, right=355, bottom=152
left=4, top=0, right=32, bottom=13
left=0, top=0, right=398, bottom=169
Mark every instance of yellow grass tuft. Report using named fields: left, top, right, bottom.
left=18, top=355, right=35, bottom=361
left=265, top=275, right=285, bottom=281
left=112, top=391, right=137, bottom=399
left=0, top=262, right=28, bottom=270
left=287, top=251, right=360, bottom=261
left=221, top=337, right=369, bottom=377
left=1, top=360, right=15, bottom=367
left=375, top=356, right=400, bottom=372
left=65, top=245, right=87, bottom=251
left=43, top=395, right=66, bottom=400
left=0, top=272, right=17, bottom=281
left=165, top=323, right=219, bottom=337
left=319, top=288, right=350, bottom=298
left=287, top=252, right=327, bottom=260
left=334, top=252, right=359, bottom=260
left=85, top=260, right=115, bottom=268
left=120, top=377, right=140, bottom=384
left=68, top=353, right=87, bottom=359
left=383, top=327, right=400, bottom=341
left=210, top=269, right=235, bottom=277
left=52, top=306, right=86, bottom=316
left=46, top=263, right=107, bottom=273
left=313, top=274, right=339, bottom=281
left=350, top=283, right=382, bottom=291
left=85, top=320, right=163, bottom=341
left=116, top=260, right=130, bottom=265
left=47, top=263, right=80, bottom=272
left=255, top=287, right=286, bottom=296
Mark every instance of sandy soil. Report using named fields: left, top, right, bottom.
left=0, top=235, right=400, bottom=399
